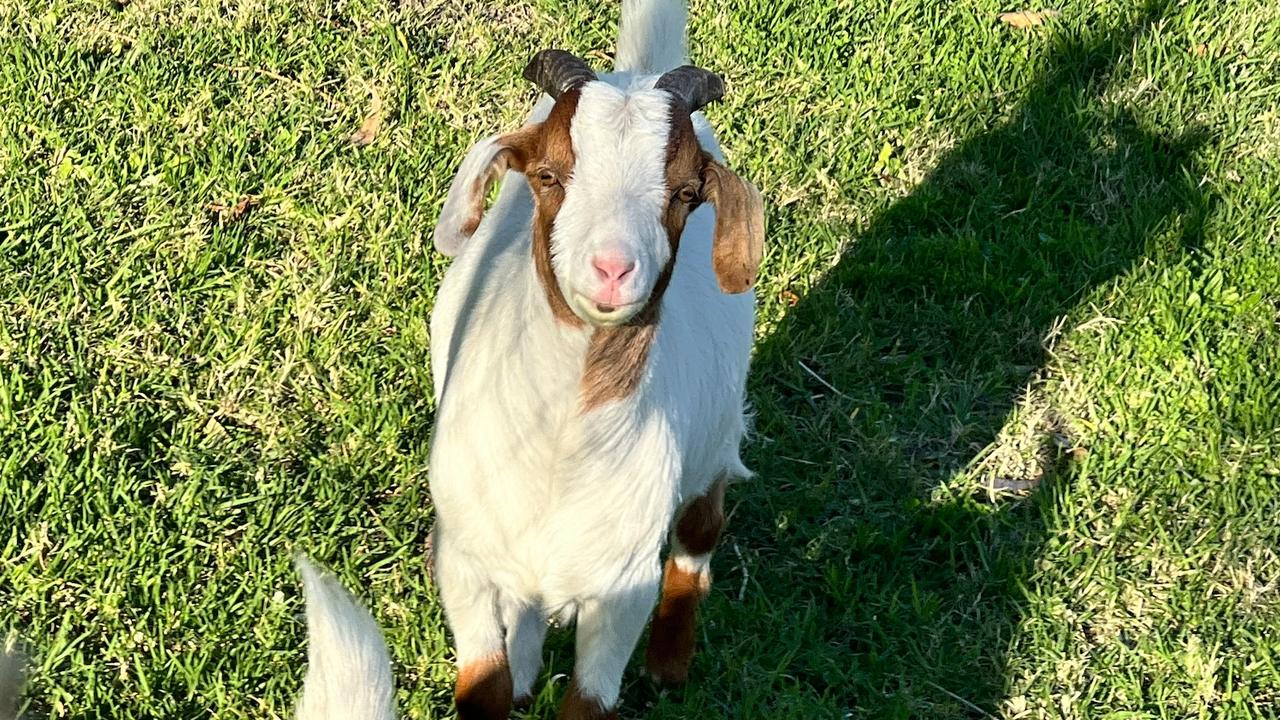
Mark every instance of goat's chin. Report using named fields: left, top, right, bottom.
left=569, top=292, right=647, bottom=328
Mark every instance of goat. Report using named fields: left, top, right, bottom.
left=427, top=0, right=765, bottom=717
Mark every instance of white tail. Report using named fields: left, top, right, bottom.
left=615, top=0, right=688, bottom=73
left=295, top=557, right=397, bottom=720
left=0, top=643, right=24, bottom=720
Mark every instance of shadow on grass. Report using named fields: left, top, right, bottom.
left=635, top=2, right=1209, bottom=718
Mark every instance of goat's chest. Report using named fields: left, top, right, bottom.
left=428, top=328, right=682, bottom=574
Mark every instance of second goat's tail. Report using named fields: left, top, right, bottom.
left=0, top=643, right=25, bottom=720
left=294, top=557, right=397, bottom=720
left=615, top=0, right=688, bottom=74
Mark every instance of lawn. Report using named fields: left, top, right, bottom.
left=2, top=0, right=1279, bottom=717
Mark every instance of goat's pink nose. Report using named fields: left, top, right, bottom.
left=591, top=254, right=636, bottom=285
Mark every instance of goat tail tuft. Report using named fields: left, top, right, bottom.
left=295, top=556, right=397, bottom=720
left=616, top=0, right=688, bottom=74
left=0, top=641, right=25, bottom=720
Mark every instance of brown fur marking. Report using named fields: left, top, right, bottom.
left=463, top=123, right=543, bottom=240
left=646, top=478, right=726, bottom=685
left=645, top=556, right=710, bottom=686
left=455, top=653, right=513, bottom=720
left=662, top=111, right=705, bottom=245
left=528, top=90, right=584, bottom=327
left=463, top=149, right=513, bottom=237
left=675, top=476, right=727, bottom=556
left=558, top=681, right=619, bottom=720
left=702, top=157, right=765, bottom=294
left=580, top=321, right=658, bottom=411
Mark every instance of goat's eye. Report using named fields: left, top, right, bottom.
left=537, top=170, right=559, bottom=188
left=675, top=186, right=699, bottom=205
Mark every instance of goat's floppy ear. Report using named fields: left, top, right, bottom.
left=433, top=128, right=537, bottom=256
left=701, top=159, right=765, bottom=293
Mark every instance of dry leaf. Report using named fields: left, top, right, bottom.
left=202, top=416, right=230, bottom=440
left=998, top=9, right=1061, bottom=29
left=229, top=195, right=255, bottom=218
left=424, top=523, right=436, bottom=585
left=1191, top=42, right=1209, bottom=57
left=780, top=290, right=800, bottom=307
left=207, top=195, right=257, bottom=223
left=349, top=88, right=384, bottom=147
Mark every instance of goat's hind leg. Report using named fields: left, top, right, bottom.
left=645, top=475, right=727, bottom=686
left=436, top=541, right=513, bottom=720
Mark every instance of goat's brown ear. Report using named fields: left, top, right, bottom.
left=701, top=159, right=765, bottom=293
left=433, top=126, right=538, bottom=256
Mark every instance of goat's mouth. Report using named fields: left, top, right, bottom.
left=571, top=292, right=645, bottom=327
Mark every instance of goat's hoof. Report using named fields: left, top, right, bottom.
left=513, top=694, right=533, bottom=712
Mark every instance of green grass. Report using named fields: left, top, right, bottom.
left=2, top=0, right=1279, bottom=717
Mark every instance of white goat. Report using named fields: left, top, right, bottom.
left=427, top=0, right=765, bottom=717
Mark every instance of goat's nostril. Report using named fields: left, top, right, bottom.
left=592, top=255, right=636, bottom=284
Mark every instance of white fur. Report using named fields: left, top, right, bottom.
left=0, top=643, right=24, bottom=720
left=429, top=0, right=752, bottom=710
left=616, top=0, right=688, bottom=73
left=434, top=135, right=509, bottom=257
left=295, top=556, right=396, bottom=720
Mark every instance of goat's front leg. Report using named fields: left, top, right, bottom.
left=436, top=540, right=513, bottom=720
left=502, top=599, right=548, bottom=709
left=645, top=476, right=726, bottom=685
left=560, top=574, right=660, bottom=720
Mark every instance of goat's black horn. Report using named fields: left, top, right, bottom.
left=523, top=49, right=597, bottom=99
left=654, top=65, right=725, bottom=113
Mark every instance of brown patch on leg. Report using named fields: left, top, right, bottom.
left=455, top=653, right=513, bottom=720
left=646, top=478, right=727, bottom=685
left=645, top=556, right=710, bottom=686
left=558, top=681, right=618, bottom=720
left=674, top=478, right=726, bottom=555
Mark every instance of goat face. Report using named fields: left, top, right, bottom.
left=433, top=51, right=765, bottom=328
left=530, top=82, right=700, bottom=326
